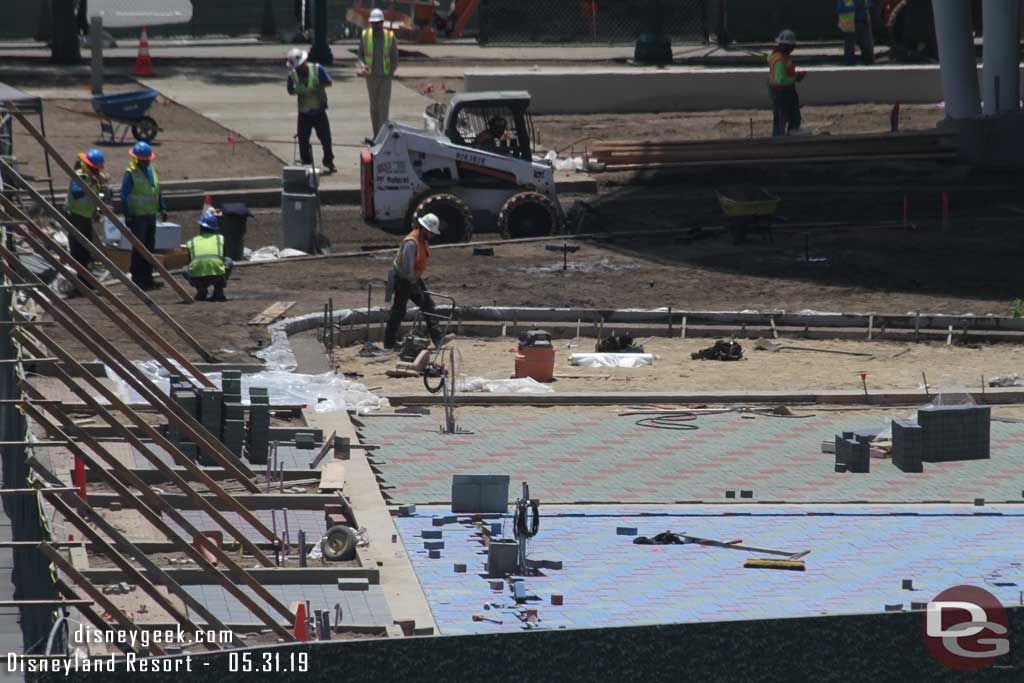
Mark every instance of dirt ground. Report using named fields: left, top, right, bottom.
left=331, top=336, right=1024, bottom=395
left=44, top=218, right=1024, bottom=365
left=12, top=96, right=282, bottom=184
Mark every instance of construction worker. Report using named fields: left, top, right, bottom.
left=768, top=30, right=808, bottom=137
left=357, top=8, right=399, bottom=140
left=120, top=141, right=166, bottom=290
left=65, top=148, right=105, bottom=283
left=183, top=210, right=232, bottom=301
left=287, top=47, right=337, bottom=174
left=473, top=117, right=510, bottom=153
left=838, top=0, right=874, bottom=66
left=384, top=213, right=443, bottom=350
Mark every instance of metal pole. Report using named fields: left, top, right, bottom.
left=366, top=284, right=372, bottom=343
left=90, top=16, right=104, bottom=95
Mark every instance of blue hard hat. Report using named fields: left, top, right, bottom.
left=80, top=148, right=105, bottom=170
left=197, top=211, right=219, bottom=231
left=129, top=141, right=155, bottom=161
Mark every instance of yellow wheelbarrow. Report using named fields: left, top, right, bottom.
left=716, top=187, right=781, bottom=244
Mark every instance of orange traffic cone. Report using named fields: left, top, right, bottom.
left=293, top=603, right=308, bottom=641
left=134, top=26, right=154, bottom=77
left=202, top=194, right=213, bottom=216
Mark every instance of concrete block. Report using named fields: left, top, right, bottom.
left=428, top=549, right=441, bottom=559
left=974, top=498, right=985, bottom=506
left=222, top=402, right=244, bottom=421
left=421, top=530, right=442, bottom=539
left=835, top=434, right=870, bottom=473
left=489, top=580, right=504, bottom=591
left=451, top=475, right=510, bottom=513
left=490, top=522, right=502, bottom=536
left=884, top=604, right=903, bottom=612
left=892, top=419, right=924, bottom=473
left=740, top=490, right=753, bottom=499
left=487, top=541, right=519, bottom=578
left=336, top=578, right=369, bottom=591
left=398, top=504, right=416, bottom=516
left=551, top=594, right=563, bottom=606
left=221, top=420, right=245, bottom=457
left=294, top=432, right=316, bottom=450
left=326, top=513, right=348, bottom=528
left=454, top=563, right=467, bottom=573
left=512, top=581, right=527, bottom=602
left=725, top=490, right=736, bottom=499
left=423, top=540, right=444, bottom=550
left=902, top=579, right=914, bottom=590
left=918, top=405, right=991, bottom=462
left=911, top=602, right=928, bottom=611
left=616, top=527, right=637, bottom=536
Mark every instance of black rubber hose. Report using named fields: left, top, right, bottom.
left=515, top=499, right=540, bottom=538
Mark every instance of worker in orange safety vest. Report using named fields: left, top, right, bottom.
left=384, top=213, right=443, bottom=350
left=768, top=30, right=808, bottom=137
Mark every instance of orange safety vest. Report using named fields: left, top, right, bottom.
left=768, top=50, right=797, bottom=89
left=394, top=229, right=430, bottom=279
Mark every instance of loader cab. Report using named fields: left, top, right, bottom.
left=442, top=92, right=536, bottom=162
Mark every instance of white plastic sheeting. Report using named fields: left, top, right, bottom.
left=248, top=246, right=309, bottom=261
left=457, top=376, right=554, bottom=394
left=90, top=0, right=193, bottom=28
left=570, top=353, right=654, bottom=368
left=110, top=360, right=389, bottom=415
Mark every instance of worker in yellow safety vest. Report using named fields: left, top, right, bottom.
left=384, top=213, right=443, bottom=350
left=120, top=141, right=166, bottom=290
left=838, top=0, right=874, bottom=65
left=183, top=210, right=233, bottom=301
left=65, top=148, right=106, bottom=288
left=287, top=47, right=336, bottom=174
left=357, top=8, right=399, bottom=141
left=768, top=30, right=808, bottom=137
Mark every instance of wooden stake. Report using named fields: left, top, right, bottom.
left=867, top=314, right=874, bottom=341
left=946, top=325, right=953, bottom=346
left=681, top=316, right=687, bottom=339
left=770, top=317, right=778, bottom=339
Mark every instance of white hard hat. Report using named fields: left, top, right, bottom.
left=418, top=213, right=441, bottom=235
left=369, top=8, right=385, bottom=23
left=776, top=30, right=797, bottom=46
left=286, top=48, right=308, bottom=69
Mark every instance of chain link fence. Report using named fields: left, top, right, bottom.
left=477, top=0, right=717, bottom=45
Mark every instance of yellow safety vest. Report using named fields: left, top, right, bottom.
left=362, top=28, right=395, bottom=76
left=66, top=168, right=99, bottom=218
left=186, top=233, right=226, bottom=278
left=838, top=0, right=856, bottom=33
left=125, top=162, right=160, bottom=216
left=293, top=62, right=326, bottom=113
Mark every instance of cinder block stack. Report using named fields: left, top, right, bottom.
left=247, top=387, right=271, bottom=465
left=834, top=432, right=870, bottom=473
left=917, top=405, right=991, bottom=462
left=221, top=401, right=245, bottom=458
left=891, top=419, right=924, bottom=473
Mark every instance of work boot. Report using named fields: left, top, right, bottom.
left=211, top=286, right=227, bottom=302
left=194, top=287, right=208, bottom=301
left=323, top=163, right=337, bottom=175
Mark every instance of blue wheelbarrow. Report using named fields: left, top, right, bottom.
left=90, top=89, right=161, bottom=144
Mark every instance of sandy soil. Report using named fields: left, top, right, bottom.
left=12, top=97, right=282, bottom=184
left=46, top=220, right=1024, bottom=364
left=332, top=336, right=1024, bottom=396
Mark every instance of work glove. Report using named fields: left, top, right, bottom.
left=160, top=211, right=168, bottom=222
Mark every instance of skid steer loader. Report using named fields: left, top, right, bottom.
left=359, top=91, right=563, bottom=243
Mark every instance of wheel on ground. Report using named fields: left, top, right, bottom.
left=322, top=524, right=358, bottom=562
left=499, top=191, right=559, bottom=240
left=412, top=193, right=474, bottom=244
left=131, top=116, right=159, bottom=142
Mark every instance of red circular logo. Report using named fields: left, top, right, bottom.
left=923, top=585, right=1010, bottom=671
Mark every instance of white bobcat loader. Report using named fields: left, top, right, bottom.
left=359, top=91, right=563, bottom=243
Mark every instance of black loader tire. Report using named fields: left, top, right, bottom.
left=499, top=191, right=559, bottom=240
left=412, top=193, right=474, bottom=244
left=322, top=524, right=358, bottom=562
left=132, top=116, right=159, bottom=142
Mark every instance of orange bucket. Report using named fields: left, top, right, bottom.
left=514, top=345, right=555, bottom=383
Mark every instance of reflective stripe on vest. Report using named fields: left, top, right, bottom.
left=362, top=29, right=395, bottom=76
left=125, top=163, right=160, bottom=216
left=393, top=230, right=429, bottom=279
left=294, top=63, right=325, bottom=113
left=838, top=0, right=856, bottom=33
left=186, top=233, right=226, bottom=277
left=768, top=51, right=796, bottom=88
left=65, top=169, right=98, bottom=218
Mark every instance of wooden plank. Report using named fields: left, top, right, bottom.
left=309, top=430, right=337, bottom=470
left=249, top=301, right=297, bottom=326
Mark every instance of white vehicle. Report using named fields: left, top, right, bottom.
left=360, top=92, right=563, bottom=243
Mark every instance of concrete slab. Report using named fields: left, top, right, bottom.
left=465, top=64, right=1021, bottom=114
left=138, top=66, right=431, bottom=186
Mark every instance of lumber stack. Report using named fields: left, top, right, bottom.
left=588, top=131, right=958, bottom=171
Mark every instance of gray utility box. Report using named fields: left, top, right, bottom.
left=451, top=475, right=510, bottom=513
left=487, top=541, right=520, bottom=578
left=280, top=165, right=320, bottom=253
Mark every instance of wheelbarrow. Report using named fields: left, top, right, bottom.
left=90, top=89, right=162, bottom=144
left=716, top=187, right=781, bottom=244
